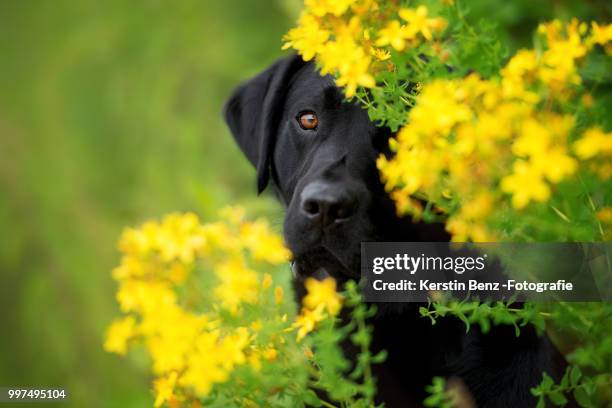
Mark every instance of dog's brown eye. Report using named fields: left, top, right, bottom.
left=297, top=111, right=318, bottom=130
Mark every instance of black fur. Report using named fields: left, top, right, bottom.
left=224, top=55, right=569, bottom=408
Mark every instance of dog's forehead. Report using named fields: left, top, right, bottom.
left=286, top=64, right=342, bottom=106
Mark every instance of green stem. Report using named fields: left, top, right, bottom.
left=356, top=309, right=374, bottom=404
left=320, top=400, right=340, bottom=408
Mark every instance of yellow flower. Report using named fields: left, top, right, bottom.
left=595, top=162, right=612, bottom=180
left=118, top=224, right=156, bottom=256
left=581, top=92, right=594, bottom=108
left=501, top=161, right=551, bottom=209
left=106, top=210, right=292, bottom=401
left=214, top=259, right=260, bottom=311
left=303, top=346, right=315, bottom=359
left=446, top=217, right=493, bottom=243
left=376, top=20, right=408, bottom=51
left=168, top=262, right=189, bottom=284
left=117, top=213, right=206, bottom=265
left=240, top=219, right=291, bottom=264
left=390, top=190, right=423, bottom=218
left=460, top=193, right=494, bottom=220
left=331, top=14, right=363, bottom=40
left=262, top=347, right=278, bottom=361
left=532, top=147, right=577, bottom=183
left=303, top=277, right=342, bottom=316
left=181, top=331, right=227, bottom=395
left=159, top=213, right=205, bottom=264
left=261, top=273, right=273, bottom=289
left=104, top=316, right=137, bottom=355
left=291, top=278, right=342, bottom=341
left=153, top=372, right=178, bottom=408
left=293, top=306, right=326, bottom=341
left=501, top=49, right=539, bottom=100
left=538, top=19, right=588, bottom=93
left=181, top=328, right=249, bottom=396
left=319, top=36, right=375, bottom=97
left=335, top=54, right=375, bottom=97
left=597, top=207, right=612, bottom=223
left=144, top=308, right=208, bottom=374
left=117, top=280, right=177, bottom=314
left=409, top=79, right=473, bottom=135
left=201, top=221, right=241, bottom=253
left=217, top=328, right=250, bottom=370
left=573, top=127, right=612, bottom=159
left=351, top=0, right=378, bottom=16
left=502, top=49, right=537, bottom=81
left=282, top=12, right=330, bottom=61
left=399, top=6, right=447, bottom=41
left=305, top=0, right=355, bottom=17
left=588, top=21, right=612, bottom=47
left=511, top=114, right=577, bottom=183
left=371, top=47, right=391, bottom=61
left=512, top=118, right=552, bottom=157
left=444, top=193, right=496, bottom=242
left=250, top=320, right=263, bottom=331
left=538, top=19, right=563, bottom=43
left=274, top=286, right=284, bottom=305
left=111, top=255, right=146, bottom=281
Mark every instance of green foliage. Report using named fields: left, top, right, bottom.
left=356, top=0, right=538, bottom=132
left=351, top=0, right=612, bottom=405
left=419, top=299, right=546, bottom=336
left=309, top=281, right=385, bottom=408
left=420, top=300, right=612, bottom=406
left=423, top=377, right=457, bottom=408
left=530, top=367, right=609, bottom=408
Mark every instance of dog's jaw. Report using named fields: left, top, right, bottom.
left=289, top=246, right=359, bottom=282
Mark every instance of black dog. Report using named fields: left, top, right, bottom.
left=224, top=54, right=567, bottom=408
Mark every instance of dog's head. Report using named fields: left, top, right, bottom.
left=224, top=55, right=447, bottom=280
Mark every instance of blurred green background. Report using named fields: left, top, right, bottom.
left=0, top=1, right=608, bottom=407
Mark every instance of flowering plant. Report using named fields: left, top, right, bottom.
left=282, top=0, right=612, bottom=406
left=284, top=0, right=611, bottom=243
left=104, top=209, right=383, bottom=407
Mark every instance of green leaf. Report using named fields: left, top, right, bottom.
left=423, top=394, right=443, bottom=407
left=573, top=387, right=592, bottom=408
left=583, top=380, right=597, bottom=396
left=371, top=350, right=388, bottom=363
left=560, top=368, right=570, bottom=389
left=303, top=390, right=323, bottom=407
left=458, top=312, right=471, bottom=333
left=569, top=366, right=582, bottom=387
left=350, top=330, right=368, bottom=346
left=548, top=390, right=568, bottom=406
left=541, top=373, right=554, bottom=390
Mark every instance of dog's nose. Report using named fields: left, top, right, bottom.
left=300, top=182, right=356, bottom=228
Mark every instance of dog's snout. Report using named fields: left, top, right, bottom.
left=300, top=182, right=356, bottom=229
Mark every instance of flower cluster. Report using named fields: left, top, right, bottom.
left=376, top=19, right=611, bottom=241
left=104, top=209, right=348, bottom=407
left=283, top=0, right=447, bottom=97
left=292, top=277, right=343, bottom=340
left=284, top=0, right=611, bottom=242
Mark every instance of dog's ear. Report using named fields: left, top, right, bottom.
left=224, top=54, right=305, bottom=194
